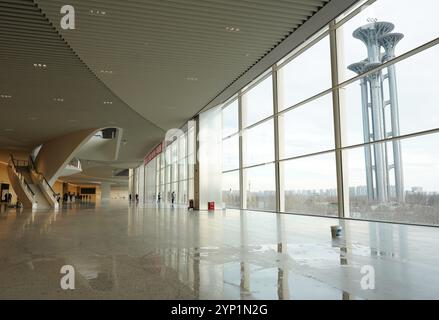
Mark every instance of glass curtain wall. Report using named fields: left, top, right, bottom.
left=134, top=121, right=195, bottom=206
left=221, top=99, right=240, bottom=208
left=157, top=126, right=193, bottom=205
left=217, top=0, right=439, bottom=226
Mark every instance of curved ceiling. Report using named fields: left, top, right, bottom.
left=0, top=0, right=164, bottom=160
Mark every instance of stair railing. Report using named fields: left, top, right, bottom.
left=8, top=154, right=35, bottom=199
left=28, top=156, right=58, bottom=201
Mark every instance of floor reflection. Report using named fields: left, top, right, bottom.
left=0, top=200, right=438, bottom=299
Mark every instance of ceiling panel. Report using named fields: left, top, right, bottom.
left=35, top=0, right=330, bottom=130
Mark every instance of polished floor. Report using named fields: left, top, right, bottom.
left=0, top=200, right=438, bottom=299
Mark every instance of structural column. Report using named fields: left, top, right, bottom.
left=329, top=22, right=348, bottom=218
left=193, top=116, right=200, bottom=210
left=238, top=94, right=246, bottom=210
left=272, top=66, right=284, bottom=212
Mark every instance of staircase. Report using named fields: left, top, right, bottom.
left=7, top=155, right=59, bottom=210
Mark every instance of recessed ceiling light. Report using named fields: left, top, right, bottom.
left=100, top=70, right=113, bottom=74
left=0, top=94, right=12, bottom=99
left=226, top=26, right=240, bottom=32
left=53, top=98, right=64, bottom=102
left=186, top=77, right=198, bottom=81
left=33, top=63, right=47, bottom=68
left=90, top=9, right=108, bottom=16
left=103, top=101, right=113, bottom=105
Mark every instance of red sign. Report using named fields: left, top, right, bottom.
left=144, top=143, right=163, bottom=165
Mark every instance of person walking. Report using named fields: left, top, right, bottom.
left=171, top=191, right=176, bottom=207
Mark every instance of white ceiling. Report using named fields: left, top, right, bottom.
left=1, top=0, right=347, bottom=184
left=35, top=0, right=330, bottom=130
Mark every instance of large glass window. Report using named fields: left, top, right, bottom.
left=222, top=99, right=239, bottom=137
left=244, top=163, right=276, bottom=211
left=222, top=170, right=240, bottom=208
left=143, top=122, right=195, bottom=205
left=222, top=135, right=239, bottom=171
left=278, top=36, right=332, bottom=110
left=243, top=119, right=274, bottom=167
left=179, top=157, right=187, bottom=181
left=341, top=44, right=439, bottom=147
left=345, top=133, right=439, bottom=225
left=279, top=93, right=334, bottom=159
left=222, top=99, right=240, bottom=208
left=166, top=164, right=171, bottom=184
left=159, top=0, right=439, bottom=226
left=171, top=142, right=178, bottom=164
left=179, top=180, right=187, bottom=204
left=242, top=75, right=273, bottom=127
left=179, top=134, right=186, bottom=160
left=281, top=153, right=338, bottom=216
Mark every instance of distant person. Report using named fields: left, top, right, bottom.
left=157, top=192, right=161, bottom=203
left=7, top=193, right=12, bottom=204
left=171, top=191, right=176, bottom=205
left=135, top=194, right=139, bottom=202
left=15, top=197, right=22, bottom=208
left=129, top=194, right=132, bottom=202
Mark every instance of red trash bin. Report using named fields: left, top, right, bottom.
left=208, top=201, right=215, bottom=211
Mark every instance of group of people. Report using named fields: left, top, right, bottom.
left=2, top=192, right=12, bottom=204
left=129, top=194, right=139, bottom=202
left=156, top=191, right=176, bottom=205
left=1, top=192, right=22, bottom=208
left=61, top=192, right=92, bottom=203
left=128, top=191, right=177, bottom=206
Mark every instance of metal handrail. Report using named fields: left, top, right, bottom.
left=8, top=154, right=35, bottom=198
left=28, top=156, right=58, bottom=198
